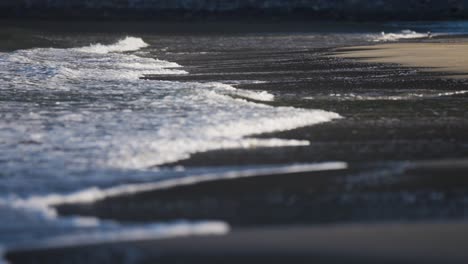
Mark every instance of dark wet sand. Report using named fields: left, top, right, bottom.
left=56, top=159, right=468, bottom=226
left=8, top=222, right=468, bottom=264
left=6, top=32, right=468, bottom=263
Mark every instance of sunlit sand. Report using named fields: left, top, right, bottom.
left=334, top=41, right=468, bottom=79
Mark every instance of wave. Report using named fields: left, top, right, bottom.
left=1, top=162, right=345, bottom=253
left=24, top=162, right=348, bottom=207
left=0, top=36, right=342, bottom=254
left=0, top=36, right=343, bottom=171
left=2, top=162, right=346, bottom=228
left=372, top=30, right=430, bottom=42
left=0, top=38, right=341, bottom=170
left=14, top=221, right=229, bottom=252
left=74, top=36, right=149, bottom=54
left=206, top=82, right=275, bottom=102
left=304, top=90, right=468, bottom=101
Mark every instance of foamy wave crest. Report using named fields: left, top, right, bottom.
left=1, top=192, right=228, bottom=251
left=0, top=41, right=185, bottom=90
left=23, top=162, right=348, bottom=207
left=0, top=37, right=341, bottom=172
left=373, top=30, right=429, bottom=42
left=104, top=101, right=340, bottom=169
left=75, top=36, right=149, bottom=54
left=0, top=36, right=342, bottom=252
left=1, top=162, right=344, bottom=250
left=21, top=221, right=229, bottom=251
left=206, top=82, right=275, bottom=101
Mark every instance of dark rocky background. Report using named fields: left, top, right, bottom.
left=1, top=0, right=468, bottom=20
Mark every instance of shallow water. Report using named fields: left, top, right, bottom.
left=0, top=34, right=342, bottom=250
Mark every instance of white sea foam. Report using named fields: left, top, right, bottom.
left=0, top=36, right=342, bottom=252
left=1, top=162, right=345, bottom=252
left=75, top=36, right=149, bottom=54
left=372, top=30, right=429, bottom=42
left=0, top=40, right=341, bottom=170
left=17, top=221, right=230, bottom=251
left=304, top=90, right=468, bottom=101
left=1, top=196, right=228, bottom=250
left=205, top=82, right=275, bottom=101
left=2, top=162, right=346, bottom=229
left=1, top=193, right=228, bottom=253
left=23, top=162, right=348, bottom=207
left=434, top=90, right=468, bottom=97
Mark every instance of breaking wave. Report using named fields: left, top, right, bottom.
left=0, top=36, right=342, bottom=256
left=75, top=36, right=150, bottom=54
left=372, top=30, right=430, bottom=42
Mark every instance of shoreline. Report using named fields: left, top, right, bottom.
left=3, top=31, right=468, bottom=263
left=53, top=34, right=468, bottom=226
left=55, top=158, right=468, bottom=226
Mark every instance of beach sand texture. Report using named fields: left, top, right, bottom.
left=334, top=41, right=468, bottom=78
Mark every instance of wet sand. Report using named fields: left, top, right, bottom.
left=55, top=158, right=468, bottom=226
left=8, top=222, right=468, bottom=264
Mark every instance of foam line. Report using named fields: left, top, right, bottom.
left=2, top=162, right=346, bottom=253
left=26, top=162, right=348, bottom=207
left=15, top=221, right=230, bottom=252
left=75, top=36, right=149, bottom=54
left=373, top=30, right=429, bottom=42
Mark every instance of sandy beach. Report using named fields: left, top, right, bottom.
left=334, top=39, right=468, bottom=78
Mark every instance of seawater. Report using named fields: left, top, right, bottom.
left=0, top=36, right=343, bottom=252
